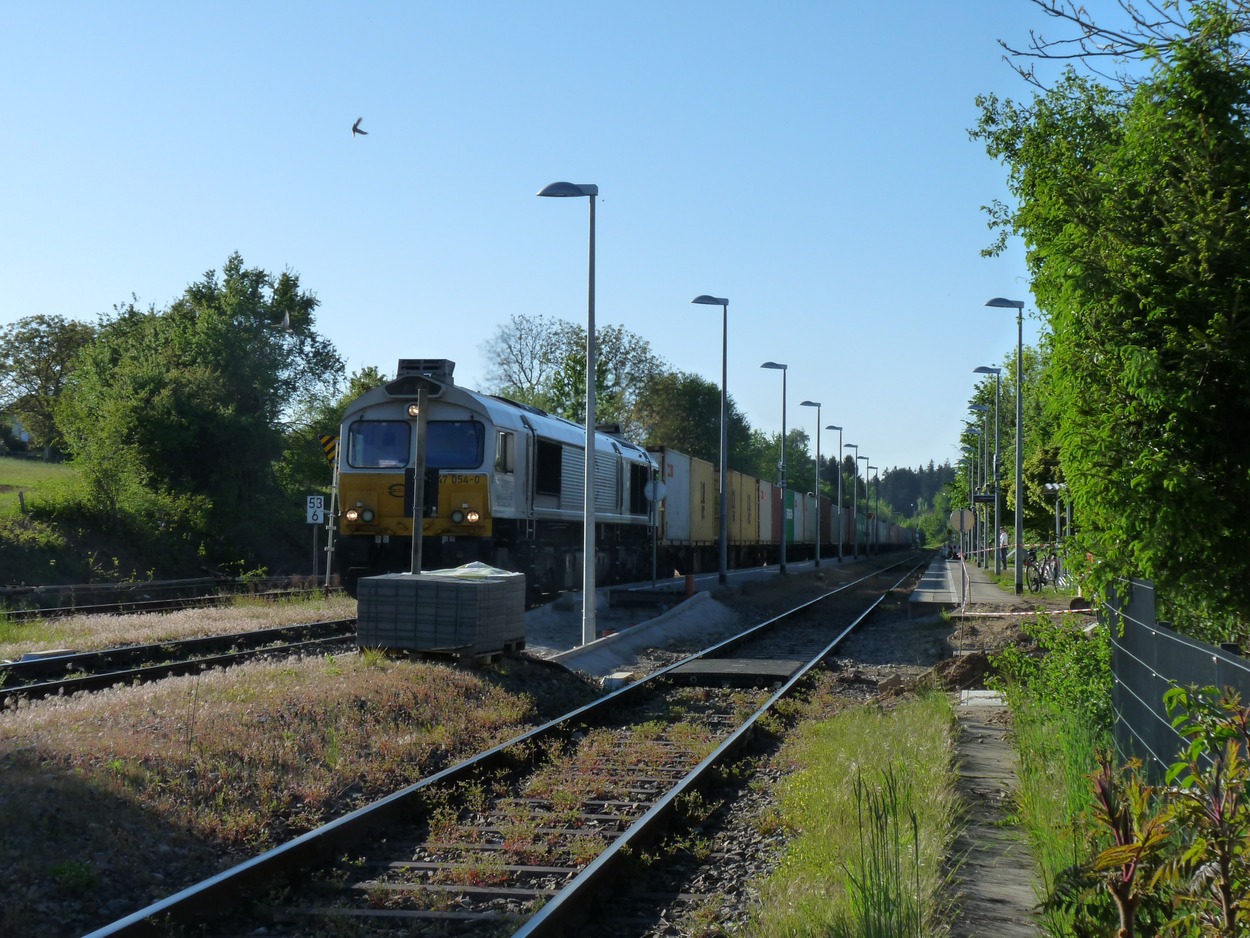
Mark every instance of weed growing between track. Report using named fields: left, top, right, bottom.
left=750, top=690, right=957, bottom=936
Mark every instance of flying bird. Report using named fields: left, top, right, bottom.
left=352, top=117, right=368, bottom=137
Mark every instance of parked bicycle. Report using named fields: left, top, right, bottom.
left=1025, top=547, right=1059, bottom=593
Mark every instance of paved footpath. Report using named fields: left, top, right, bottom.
left=945, top=558, right=1042, bottom=936
left=950, top=690, right=1042, bottom=936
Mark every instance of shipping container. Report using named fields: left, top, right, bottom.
left=801, top=491, right=818, bottom=547
left=723, top=469, right=759, bottom=546
left=758, top=480, right=775, bottom=547
left=649, top=447, right=691, bottom=544
left=689, top=455, right=716, bottom=544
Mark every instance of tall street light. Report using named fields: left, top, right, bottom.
left=971, top=404, right=989, bottom=566
left=825, top=424, right=843, bottom=562
left=974, top=365, right=1002, bottom=574
left=800, top=401, right=821, bottom=567
left=867, top=465, right=877, bottom=554
left=844, top=442, right=859, bottom=558
left=856, top=454, right=869, bottom=558
left=693, top=295, right=730, bottom=585
left=964, top=428, right=982, bottom=562
left=962, top=444, right=976, bottom=561
left=761, top=362, right=788, bottom=574
left=538, top=181, right=598, bottom=644
left=986, top=296, right=1025, bottom=594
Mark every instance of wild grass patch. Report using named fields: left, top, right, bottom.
left=0, top=594, right=358, bottom=660
left=0, top=458, right=76, bottom=519
left=1, top=653, right=537, bottom=847
left=751, top=692, right=957, bottom=936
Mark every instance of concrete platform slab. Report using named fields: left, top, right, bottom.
left=668, top=657, right=803, bottom=685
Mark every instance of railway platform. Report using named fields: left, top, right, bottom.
left=523, top=557, right=856, bottom=677
left=908, top=553, right=1008, bottom=617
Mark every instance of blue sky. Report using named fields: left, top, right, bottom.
left=2, top=1, right=1060, bottom=472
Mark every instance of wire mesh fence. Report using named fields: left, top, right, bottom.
left=1105, top=578, right=1250, bottom=783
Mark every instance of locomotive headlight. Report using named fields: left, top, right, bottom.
left=450, top=509, right=465, bottom=524
left=345, top=508, right=360, bottom=522
left=361, top=508, right=375, bottom=522
left=407, top=402, right=420, bottom=417
left=344, top=506, right=375, bottom=524
left=466, top=510, right=480, bottom=524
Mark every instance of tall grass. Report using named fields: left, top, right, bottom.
left=0, top=457, right=75, bottom=519
left=1002, top=689, right=1111, bottom=935
left=0, top=594, right=358, bottom=660
left=987, top=608, right=1115, bottom=935
left=751, top=692, right=956, bottom=937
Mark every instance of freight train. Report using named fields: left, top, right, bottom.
left=332, top=359, right=912, bottom=596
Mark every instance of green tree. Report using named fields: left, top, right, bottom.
left=276, top=365, right=386, bottom=495
left=59, top=254, right=343, bottom=562
left=975, top=8, right=1250, bottom=636
left=630, top=370, right=754, bottom=468
left=0, top=314, right=97, bottom=460
left=480, top=313, right=572, bottom=411
left=481, top=314, right=667, bottom=437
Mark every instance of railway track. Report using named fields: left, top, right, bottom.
left=83, top=556, right=927, bottom=937
left=0, top=619, right=358, bottom=705
left=0, top=577, right=341, bottom=622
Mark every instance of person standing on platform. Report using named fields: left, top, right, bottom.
left=999, top=526, right=1009, bottom=568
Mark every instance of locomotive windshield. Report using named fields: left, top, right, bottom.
left=347, top=420, right=410, bottom=468
left=347, top=419, right=484, bottom=469
left=426, top=420, right=484, bottom=468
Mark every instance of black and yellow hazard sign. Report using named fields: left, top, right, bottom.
left=320, top=435, right=339, bottom=465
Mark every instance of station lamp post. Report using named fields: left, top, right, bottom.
left=974, top=365, right=1002, bottom=574
left=856, top=454, right=869, bottom=557
left=800, top=401, right=821, bottom=566
left=867, top=464, right=877, bottom=554
left=693, top=295, right=730, bottom=585
left=970, top=404, right=989, bottom=566
left=965, top=428, right=984, bottom=562
left=538, top=181, right=599, bottom=645
left=761, top=362, right=788, bottom=573
left=986, top=297, right=1025, bottom=594
left=844, top=442, right=859, bottom=558
left=962, top=443, right=976, bottom=561
left=825, top=424, right=843, bottom=562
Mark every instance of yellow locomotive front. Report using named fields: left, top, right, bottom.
left=334, top=361, right=495, bottom=594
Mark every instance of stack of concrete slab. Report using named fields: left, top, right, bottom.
left=357, top=563, right=525, bottom=657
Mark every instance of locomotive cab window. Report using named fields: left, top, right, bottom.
left=347, top=420, right=410, bottom=468
left=426, top=421, right=484, bottom=469
left=495, top=430, right=516, bottom=473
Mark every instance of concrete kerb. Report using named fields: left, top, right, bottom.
left=550, top=591, right=738, bottom=678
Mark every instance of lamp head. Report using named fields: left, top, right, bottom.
left=825, top=424, right=841, bottom=431
left=537, top=182, right=598, bottom=198
left=973, top=365, right=1002, bottom=376
left=760, top=361, right=787, bottom=371
left=985, top=297, right=1024, bottom=310
left=692, top=294, right=728, bottom=306
left=800, top=400, right=820, bottom=408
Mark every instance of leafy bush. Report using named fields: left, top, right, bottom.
left=990, top=611, right=1113, bottom=732
left=1042, top=687, right=1250, bottom=937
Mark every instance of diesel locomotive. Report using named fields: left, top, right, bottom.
left=332, top=359, right=912, bottom=595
